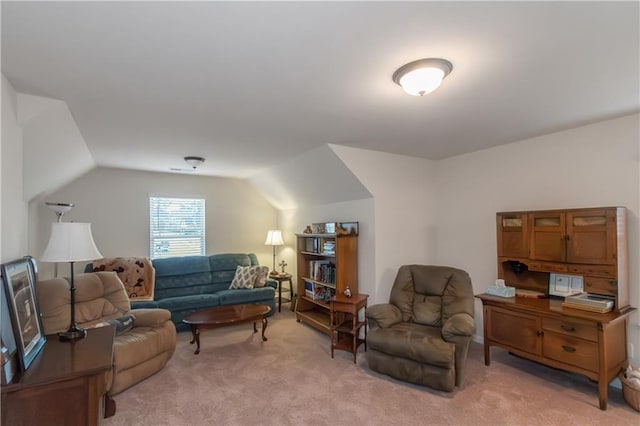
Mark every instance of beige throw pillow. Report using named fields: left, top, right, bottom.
left=229, top=265, right=257, bottom=289
left=253, top=266, right=269, bottom=288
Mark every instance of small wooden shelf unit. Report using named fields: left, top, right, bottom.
left=330, top=293, right=368, bottom=363
left=295, top=232, right=358, bottom=336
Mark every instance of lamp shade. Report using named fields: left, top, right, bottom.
left=264, top=230, right=284, bottom=246
left=40, top=222, right=103, bottom=262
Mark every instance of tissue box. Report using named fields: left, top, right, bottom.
left=486, top=285, right=516, bottom=298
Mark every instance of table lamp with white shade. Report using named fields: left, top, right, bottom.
left=264, top=230, right=284, bottom=275
left=40, top=222, right=103, bottom=341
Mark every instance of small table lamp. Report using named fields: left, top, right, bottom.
left=264, top=230, right=284, bottom=275
left=40, top=222, right=103, bottom=341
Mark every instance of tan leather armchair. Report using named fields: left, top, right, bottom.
left=366, top=265, right=475, bottom=392
left=36, top=272, right=176, bottom=397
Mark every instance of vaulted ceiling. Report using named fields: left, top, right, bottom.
left=2, top=1, right=638, bottom=178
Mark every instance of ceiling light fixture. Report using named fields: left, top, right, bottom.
left=184, top=156, right=205, bottom=170
left=392, top=58, right=453, bottom=96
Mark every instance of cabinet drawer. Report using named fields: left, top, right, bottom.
left=584, top=277, right=617, bottom=297
left=566, top=264, right=616, bottom=278
left=542, top=318, right=597, bottom=342
left=528, top=261, right=568, bottom=273
left=485, top=307, right=541, bottom=355
left=543, top=331, right=598, bottom=372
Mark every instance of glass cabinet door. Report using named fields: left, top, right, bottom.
left=530, top=211, right=566, bottom=261
left=566, top=209, right=616, bottom=265
left=496, top=213, right=529, bottom=259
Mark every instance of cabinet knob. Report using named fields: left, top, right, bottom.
left=562, top=345, right=576, bottom=353
left=560, top=324, right=576, bottom=332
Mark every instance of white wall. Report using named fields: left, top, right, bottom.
left=435, top=113, right=640, bottom=364
left=1, top=75, right=28, bottom=262
left=251, top=143, right=376, bottom=299
left=32, top=167, right=279, bottom=278
left=332, top=145, right=438, bottom=304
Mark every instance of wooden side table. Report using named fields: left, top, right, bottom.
left=330, top=293, right=368, bottom=363
left=270, top=273, right=294, bottom=312
left=1, top=325, right=116, bottom=425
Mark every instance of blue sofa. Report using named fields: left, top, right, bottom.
left=95, top=253, right=277, bottom=331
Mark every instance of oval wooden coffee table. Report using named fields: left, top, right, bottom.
left=182, top=304, right=271, bottom=354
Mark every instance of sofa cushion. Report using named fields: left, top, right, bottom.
left=153, top=256, right=214, bottom=299
left=229, top=265, right=257, bottom=289
left=207, top=253, right=255, bottom=291
left=368, top=322, right=454, bottom=368
left=37, top=272, right=132, bottom=335
left=157, top=294, right=220, bottom=312
left=113, top=323, right=176, bottom=374
left=209, top=253, right=254, bottom=270
left=131, top=300, right=159, bottom=309
left=253, top=266, right=269, bottom=287
left=94, top=314, right=136, bottom=335
left=217, top=287, right=275, bottom=305
left=133, top=308, right=172, bottom=328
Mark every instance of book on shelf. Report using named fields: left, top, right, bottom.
left=305, top=237, right=319, bottom=253
left=308, top=260, right=335, bottom=283
left=322, top=240, right=336, bottom=255
left=304, top=279, right=335, bottom=301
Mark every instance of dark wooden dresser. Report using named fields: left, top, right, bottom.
left=1, top=325, right=115, bottom=425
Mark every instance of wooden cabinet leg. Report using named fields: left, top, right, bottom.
left=104, top=395, right=116, bottom=418
left=597, top=380, right=608, bottom=410
left=484, top=343, right=491, bottom=366
left=261, top=317, right=268, bottom=341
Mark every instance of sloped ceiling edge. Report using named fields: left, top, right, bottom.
left=247, top=144, right=372, bottom=210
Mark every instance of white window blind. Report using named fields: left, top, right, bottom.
left=149, top=196, right=205, bottom=259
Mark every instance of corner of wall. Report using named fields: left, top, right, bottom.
left=1, top=74, right=28, bottom=261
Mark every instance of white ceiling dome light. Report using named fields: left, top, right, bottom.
left=184, top=156, right=205, bottom=170
left=392, top=58, right=453, bottom=96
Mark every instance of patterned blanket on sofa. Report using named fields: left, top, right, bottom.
left=91, top=257, right=155, bottom=301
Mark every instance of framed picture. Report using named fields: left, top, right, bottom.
left=1, top=282, right=19, bottom=384
left=548, top=273, right=583, bottom=298
left=338, top=221, right=359, bottom=236
left=1, top=258, right=46, bottom=371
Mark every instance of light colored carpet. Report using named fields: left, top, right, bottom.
left=105, top=306, right=638, bottom=425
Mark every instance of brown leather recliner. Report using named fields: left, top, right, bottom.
left=365, top=265, right=475, bottom=392
left=36, top=272, right=176, bottom=397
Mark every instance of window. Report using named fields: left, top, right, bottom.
left=149, top=196, right=205, bottom=259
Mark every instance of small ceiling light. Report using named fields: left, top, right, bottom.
left=184, top=156, right=205, bottom=170
left=392, top=58, right=453, bottom=96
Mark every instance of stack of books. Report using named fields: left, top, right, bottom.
left=562, top=293, right=614, bottom=313
left=322, top=240, right=335, bottom=255
left=308, top=260, right=336, bottom=284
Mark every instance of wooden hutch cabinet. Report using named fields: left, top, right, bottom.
left=496, top=207, right=628, bottom=309
left=480, top=206, right=635, bottom=410
left=529, top=208, right=617, bottom=266
left=295, top=231, right=358, bottom=336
